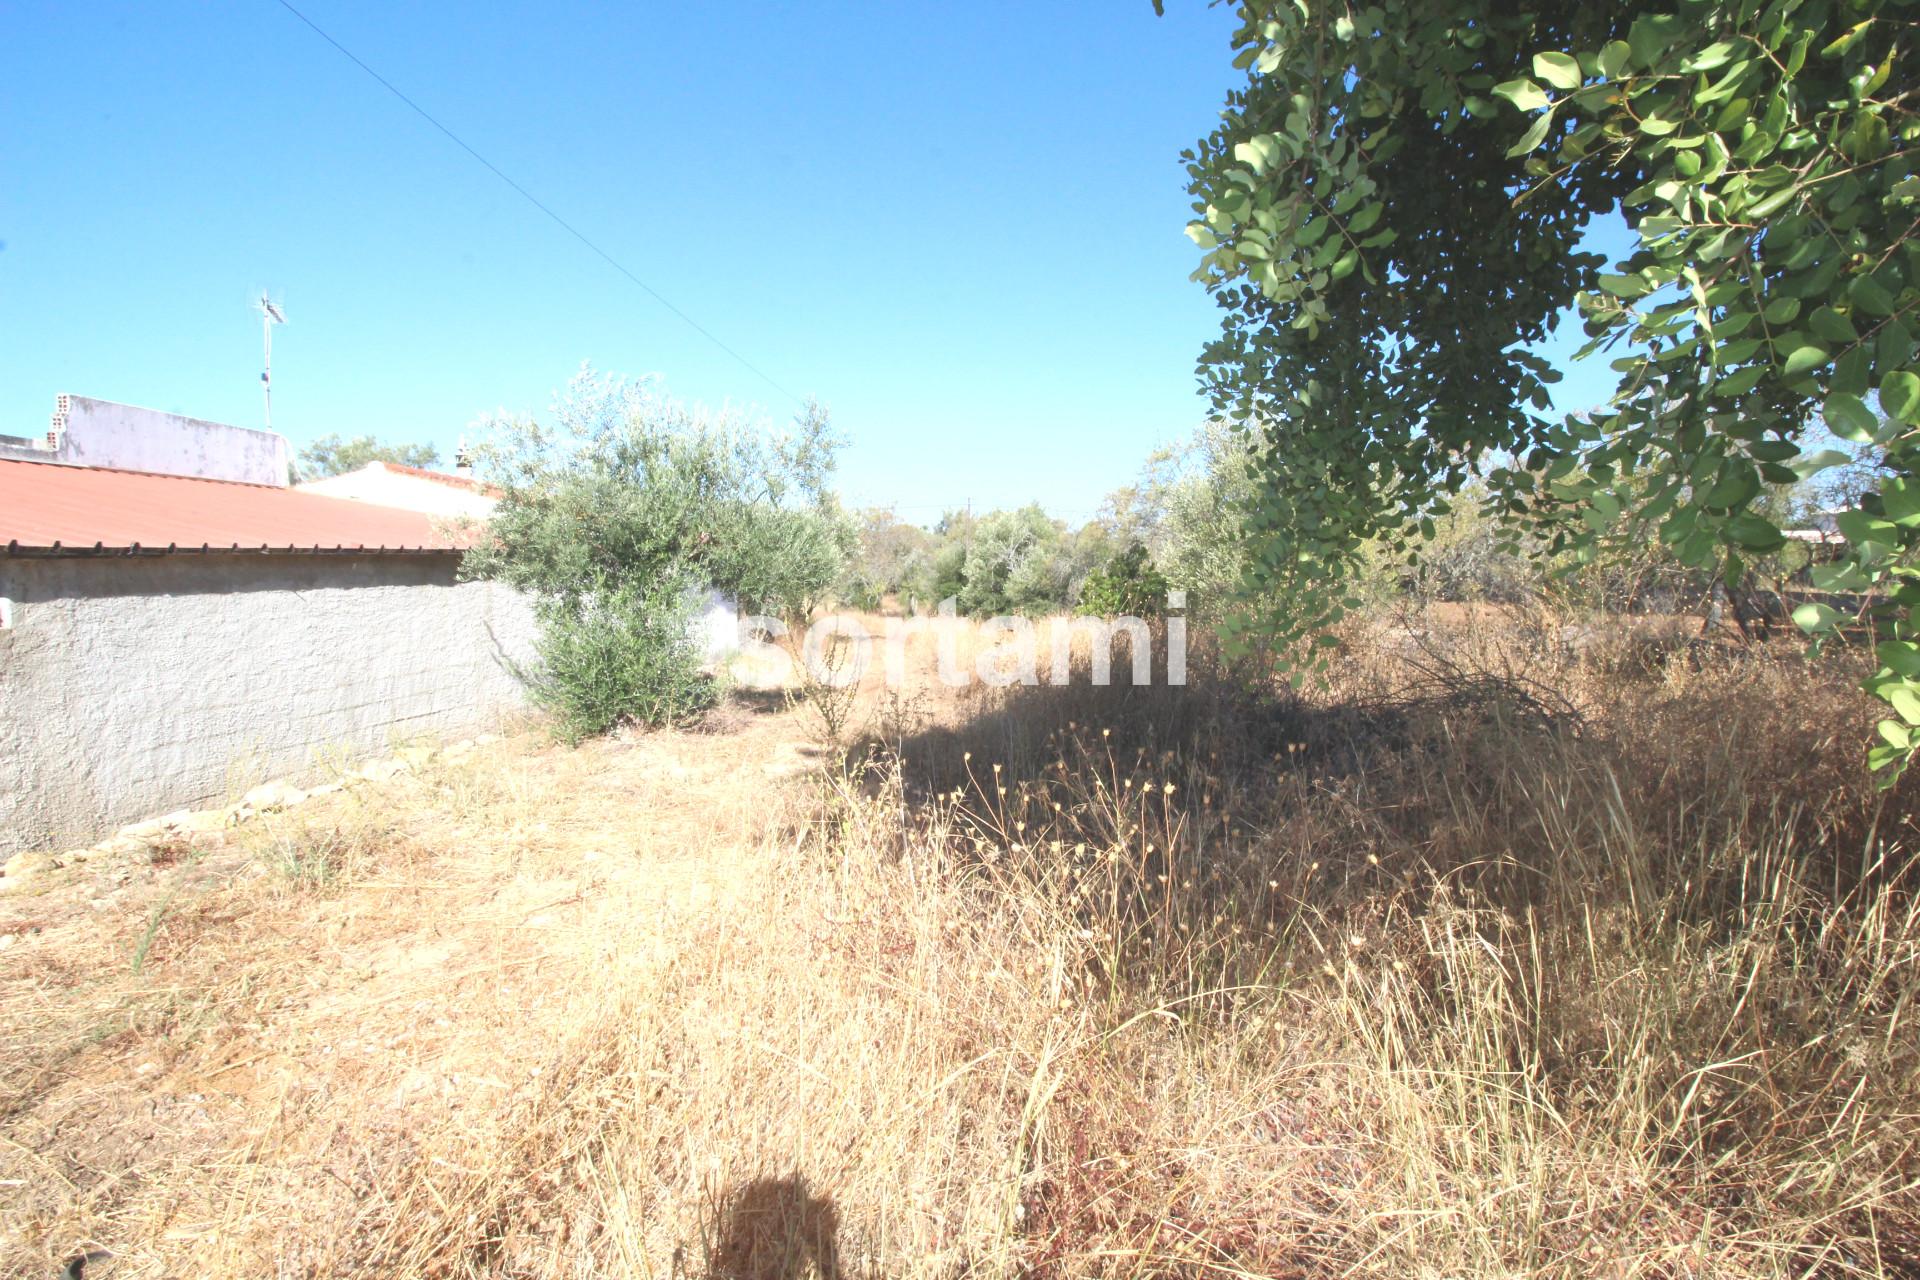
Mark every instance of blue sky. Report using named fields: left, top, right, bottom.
left=2, top=2, right=1629, bottom=521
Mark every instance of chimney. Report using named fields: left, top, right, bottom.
left=454, top=436, right=473, bottom=478
left=48, top=393, right=71, bottom=449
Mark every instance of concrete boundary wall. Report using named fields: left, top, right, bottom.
left=0, top=554, right=537, bottom=854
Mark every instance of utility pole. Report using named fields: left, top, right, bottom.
left=259, top=294, right=287, bottom=429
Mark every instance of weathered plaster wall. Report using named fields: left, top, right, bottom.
left=0, top=554, right=537, bottom=854
left=2, top=396, right=293, bottom=486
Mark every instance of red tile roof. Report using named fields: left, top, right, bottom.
left=0, top=458, right=478, bottom=554
left=372, top=461, right=502, bottom=497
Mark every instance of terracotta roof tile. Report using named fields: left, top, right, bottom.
left=0, top=458, right=478, bottom=554
left=372, top=461, right=502, bottom=496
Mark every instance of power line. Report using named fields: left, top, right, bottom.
left=272, top=0, right=805, bottom=409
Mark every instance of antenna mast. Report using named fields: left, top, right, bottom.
left=258, top=294, right=287, bottom=429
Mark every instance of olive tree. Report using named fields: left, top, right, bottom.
left=463, top=367, right=852, bottom=736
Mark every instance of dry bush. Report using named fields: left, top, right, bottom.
left=784, top=629, right=867, bottom=748
left=241, top=799, right=405, bottom=890
left=847, top=612, right=1920, bottom=1277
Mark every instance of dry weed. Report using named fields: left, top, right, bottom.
left=3, top=611, right=1916, bottom=1278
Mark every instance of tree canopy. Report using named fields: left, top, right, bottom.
left=296, top=433, right=442, bottom=480
left=1179, top=0, right=1917, bottom=770
left=463, top=367, right=851, bottom=621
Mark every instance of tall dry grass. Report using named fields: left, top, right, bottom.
left=9, top=609, right=1917, bottom=1277
left=848, top=612, right=1920, bottom=1276
left=383, top=610, right=1918, bottom=1276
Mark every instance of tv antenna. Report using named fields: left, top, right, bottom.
left=258, top=293, right=287, bottom=429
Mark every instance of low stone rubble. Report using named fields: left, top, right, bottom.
left=0, top=734, right=503, bottom=895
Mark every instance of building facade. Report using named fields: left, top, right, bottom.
left=0, top=429, right=536, bottom=856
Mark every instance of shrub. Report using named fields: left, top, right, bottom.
left=464, top=368, right=851, bottom=737
left=916, top=536, right=971, bottom=609
left=529, top=578, right=715, bottom=743
left=1076, top=541, right=1168, bottom=617
left=957, top=506, right=1069, bottom=616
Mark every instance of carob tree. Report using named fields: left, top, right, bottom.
left=1175, top=0, right=1918, bottom=773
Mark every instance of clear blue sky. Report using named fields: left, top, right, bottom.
left=1, top=2, right=1629, bottom=522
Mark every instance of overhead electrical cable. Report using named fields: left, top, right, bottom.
left=273, top=0, right=805, bottom=408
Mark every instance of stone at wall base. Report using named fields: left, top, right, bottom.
left=3, top=850, right=57, bottom=880
left=242, top=781, right=304, bottom=812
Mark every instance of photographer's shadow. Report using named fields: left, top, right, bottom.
left=705, top=1175, right=844, bottom=1280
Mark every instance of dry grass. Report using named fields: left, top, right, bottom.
left=2, top=607, right=1917, bottom=1277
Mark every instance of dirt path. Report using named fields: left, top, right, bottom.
left=0, top=700, right=822, bottom=1277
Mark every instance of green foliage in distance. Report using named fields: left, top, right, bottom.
left=841, top=507, right=937, bottom=610
left=295, top=434, right=441, bottom=481
left=1078, top=541, right=1173, bottom=617
left=957, top=505, right=1072, bottom=617
left=1133, top=419, right=1264, bottom=618
left=1178, top=0, right=1920, bottom=773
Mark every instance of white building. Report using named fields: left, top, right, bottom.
left=296, top=459, right=501, bottom=520
left=0, top=393, right=289, bottom=484
left=0, top=399, right=535, bottom=856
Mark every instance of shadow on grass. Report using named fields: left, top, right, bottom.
left=704, top=1175, right=844, bottom=1279
left=691, top=685, right=789, bottom=734
left=883, top=647, right=1401, bottom=807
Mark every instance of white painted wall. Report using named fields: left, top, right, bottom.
left=688, top=586, right=740, bottom=666
left=0, top=554, right=537, bottom=854
left=17, top=395, right=294, bottom=486
left=297, top=463, right=499, bottom=519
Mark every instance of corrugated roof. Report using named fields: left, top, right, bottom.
left=0, top=458, right=478, bottom=555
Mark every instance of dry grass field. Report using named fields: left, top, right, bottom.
left=2, top=610, right=1917, bottom=1278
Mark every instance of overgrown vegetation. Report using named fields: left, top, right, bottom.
left=463, top=367, right=854, bottom=735
left=606, top=630, right=1892, bottom=1269
left=854, top=615, right=1920, bottom=1276
left=13, top=10, right=1913, bottom=1274
left=1075, top=541, right=1168, bottom=616
left=12, top=612, right=1914, bottom=1277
